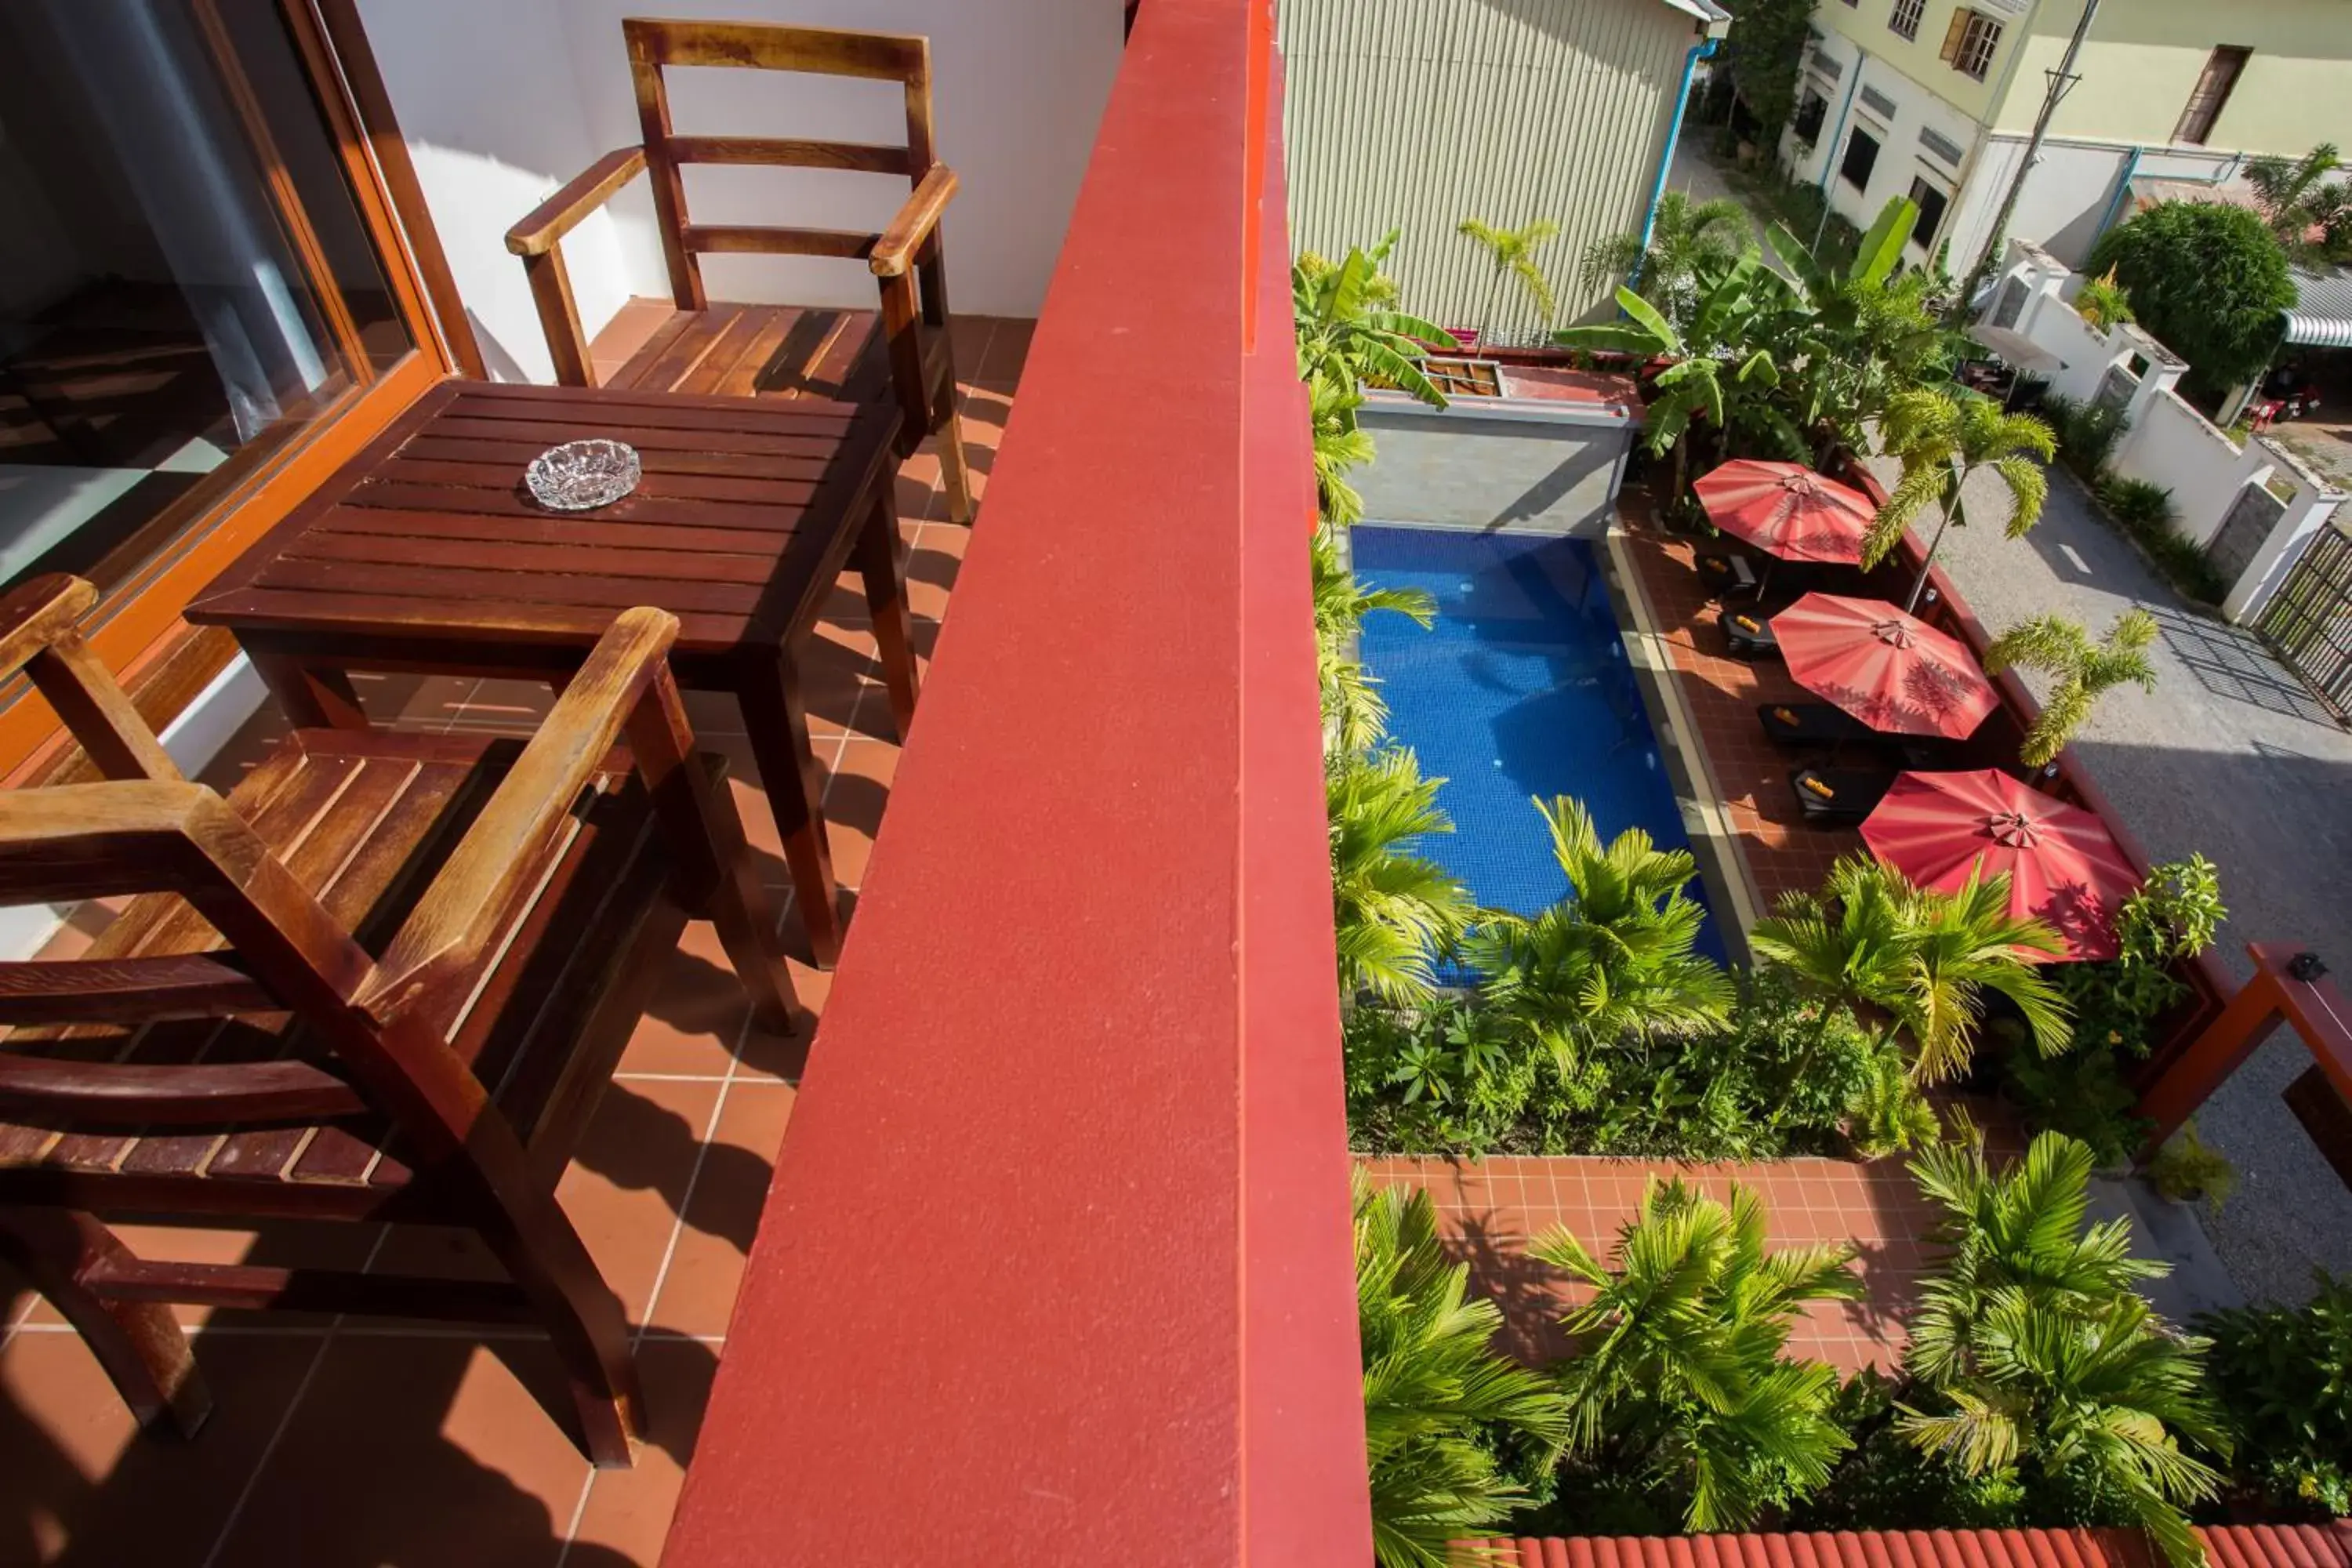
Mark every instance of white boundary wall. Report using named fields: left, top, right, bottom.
left=1980, top=241, right=2347, bottom=623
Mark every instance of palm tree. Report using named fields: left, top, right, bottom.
left=1576, top=191, right=1751, bottom=329
left=1534, top=1178, right=1861, bottom=1530
left=1900, top=1131, right=2230, bottom=1568
left=1313, top=529, right=1434, bottom=756
left=1359, top=1176, right=1570, bottom=1568
left=1457, top=217, right=1563, bottom=342
left=1465, top=797, right=1733, bottom=1073
left=1330, top=749, right=1473, bottom=1007
left=1985, top=609, right=2160, bottom=768
left=1294, top=233, right=1451, bottom=416
left=1864, top=387, right=2056, bottom=613
left=2245, top=143, right=2352, bottom=267
left=1751, top=855, right=2070, bottom=1085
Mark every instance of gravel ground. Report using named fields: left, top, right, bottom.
left=1866, top=455, right=2352, bottom=1305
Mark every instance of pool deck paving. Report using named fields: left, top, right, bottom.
left=1614, top=489, right=1866, bottom=920
left=1869, top=452, right=2352, bottom=1306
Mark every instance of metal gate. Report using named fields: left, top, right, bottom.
left=2257, top=519, right=2352, bottom=708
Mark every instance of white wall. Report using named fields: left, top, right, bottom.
left=1781, top=33, right=1980, bottom=267
left=1944, top=136, right=2241, bottom=276
left=1983, top=239, right=2350, bottom=620
left=357, top=0, right=1122, bottom=382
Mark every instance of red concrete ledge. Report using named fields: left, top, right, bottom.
left=659, top=2, right=1366, bottom=1565
left=1464, top=1523, right=2352, bottom=1568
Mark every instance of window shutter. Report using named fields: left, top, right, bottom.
left=1939, top=9, right=1969, bottom=63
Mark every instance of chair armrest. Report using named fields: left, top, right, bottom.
left=869, top=163, right=959, bottom=278
left=0, top=575, right=96, bottom=680
left=506, top=147, right=649, bottom=257
left=356, top=607, right=681, bottom=1024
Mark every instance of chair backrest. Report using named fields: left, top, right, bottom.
left=621, top=17, right=938, bottom=313
left=0, top=574, right=384, bottom=1129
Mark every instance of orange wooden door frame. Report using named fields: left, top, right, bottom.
left=2136, top=942, right=2352, bottom=1160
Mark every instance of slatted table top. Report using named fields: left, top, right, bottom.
left=189, top=378, right=902, bottom=653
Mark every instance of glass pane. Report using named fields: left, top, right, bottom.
left=0, top=0, right=415, bottom=594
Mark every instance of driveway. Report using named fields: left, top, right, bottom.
left=1867, top=455, right=2352, bottom=1304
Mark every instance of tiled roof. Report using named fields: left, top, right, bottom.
left=1465, top=1525, right=2352, bottom=1568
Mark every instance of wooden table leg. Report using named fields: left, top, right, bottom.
left=856, top=488, right=920, bottom=741
left=249, top=651, right=368, bottom=729
left=735, top=651, right=844, bottom=968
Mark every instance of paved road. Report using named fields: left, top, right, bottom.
left=1867, top=453, right=2352, bottom=1305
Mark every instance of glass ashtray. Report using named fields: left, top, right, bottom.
left=524, top=438, right=641, bottom=511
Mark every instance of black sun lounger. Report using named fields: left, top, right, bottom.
left=1788, top=764, right=1896, bottom=826
left=1758, top=702, right=1875, bottom=746
left=1718, top=607, right=1780, bottom=659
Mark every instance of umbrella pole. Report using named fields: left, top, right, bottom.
left=1758, top=557, right=1777, bottom=601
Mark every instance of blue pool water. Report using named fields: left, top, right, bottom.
left=1352, top=525, right=1725, bottom=964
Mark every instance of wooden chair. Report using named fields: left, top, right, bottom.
left=504, top=19, right=975, bottom=521
left=0, top=574, right=795, bottom=1465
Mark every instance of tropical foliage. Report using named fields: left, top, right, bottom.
left=1358, top=1178, right=1571, bottom=1568
left=2244, top=143, right=2352, bottom=267
left=1715, top=0, right=1813, bottom=139
left=2198, top=1272, right=2352, bottom=1517
left=2085, top=203, right=2297, bottom=396
left=1466, top=797, right=1734, bottom=1073
left=1865, top=386, right=2056, bottom=612
left=1577, top=191, right=1751, bottom=331
left=1898, top=1131, right=2229, bottom=1568
left=1984, top=608, right=2161, bottom=768
left=1762, top=198, right=1958, bottom=455
left=1458, top=216, right=1563, bottom=337
left=2073, top=268, right=2134, bottom=331
left=1751, top=853, right=2071, bottom=1085
left=1330, top=747, right=1473, bottom=1008
left=1537, top=1179, right=1861, bottom=1530
left=1313, top=530, right=1432, bottom=755
left=1297, top=234, right=1448, bottom=526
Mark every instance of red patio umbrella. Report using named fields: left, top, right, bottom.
left=1692, top=459, right=1873, bottom=565
left=1774, top=593, right=1998, bottom=739
left=1861, top=769, right=2143, bottom=960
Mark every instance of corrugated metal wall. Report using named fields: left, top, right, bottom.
left=1279, top=0, right=1697, bottom=342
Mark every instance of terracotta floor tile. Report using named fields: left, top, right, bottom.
left=564, top=1336, right=720, bottom=1565
left=821, top=738, right=901, bottom=890
left=980, top=318, right=1034, bottom=383
left=209, top=1334, right=588, bottom=1567
left=615, top=922, right=757, bottom=1078
left=946, top=314, right=996, bottom=372
left=642, top=1081, right=797, bottom=1340
left=555, top=1078, right=726, bottom=1327
left=1, top=1329, right=325, bottom=1568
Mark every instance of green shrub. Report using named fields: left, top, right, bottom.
left=2002, top=1040, right=2147, bottom=1167
left=2039, top=393, right=2130, bottom=479
left=2096, top=475, right=2176, bottom=532
left=2089, top=201, right=2297, bottom=397
left=2198, top=1272, right=2352, bottom=1518
left=2147, top=1120, right=2235, bottom=1207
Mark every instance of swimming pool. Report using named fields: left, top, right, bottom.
left=1351, top=524, right=1725, bottom=964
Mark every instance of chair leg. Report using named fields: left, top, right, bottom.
left=0, top=1208, right=210, bottom=1437
left=475, top=1200, right=643, bottom=1467
left=934, top=388, right=976, bottom=525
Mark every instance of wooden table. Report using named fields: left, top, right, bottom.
left=187, top=378, right=916, bottom=967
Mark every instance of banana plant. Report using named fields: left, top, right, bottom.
left=1552, top=252, right=1806, bottom=508
left=1763, top=197, right=1957, bottom=456
left=1294, top=231, right=1450, bottom=423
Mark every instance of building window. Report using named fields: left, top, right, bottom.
left=2174, top=45, right=2251, bottom=145
left=1939, top=9, right=2003, bottom=81
left=1795, top=89, right=1829, bottom=146
left=1908, top=176, right=1951, bottom=249
left=1840, top=127, right=1882, bottom=192
left=1889, top=0, right=1924, bottom=42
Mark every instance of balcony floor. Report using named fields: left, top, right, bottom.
left=0, top=316, right=1028, bottom=1568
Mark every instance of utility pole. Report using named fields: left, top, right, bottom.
left=1951, top=0, right=2103, bottom=322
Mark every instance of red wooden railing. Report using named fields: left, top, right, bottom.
left=659, top=3, right=1369, bottom=1564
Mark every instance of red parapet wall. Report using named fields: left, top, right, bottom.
left=659, top=3, right=1367, bottom=1565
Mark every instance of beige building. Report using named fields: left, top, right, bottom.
left=1783, top=0, right=2352, bottom=274
left=1279, top=0, right=1730, bottom=342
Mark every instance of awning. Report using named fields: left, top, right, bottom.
left=1968, top=322, right=2061, bottom=375
left=2285, top=265, right=2352, bottom=350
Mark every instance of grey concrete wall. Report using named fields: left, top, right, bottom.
left=1352, top=397, right=1635, bottom=536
